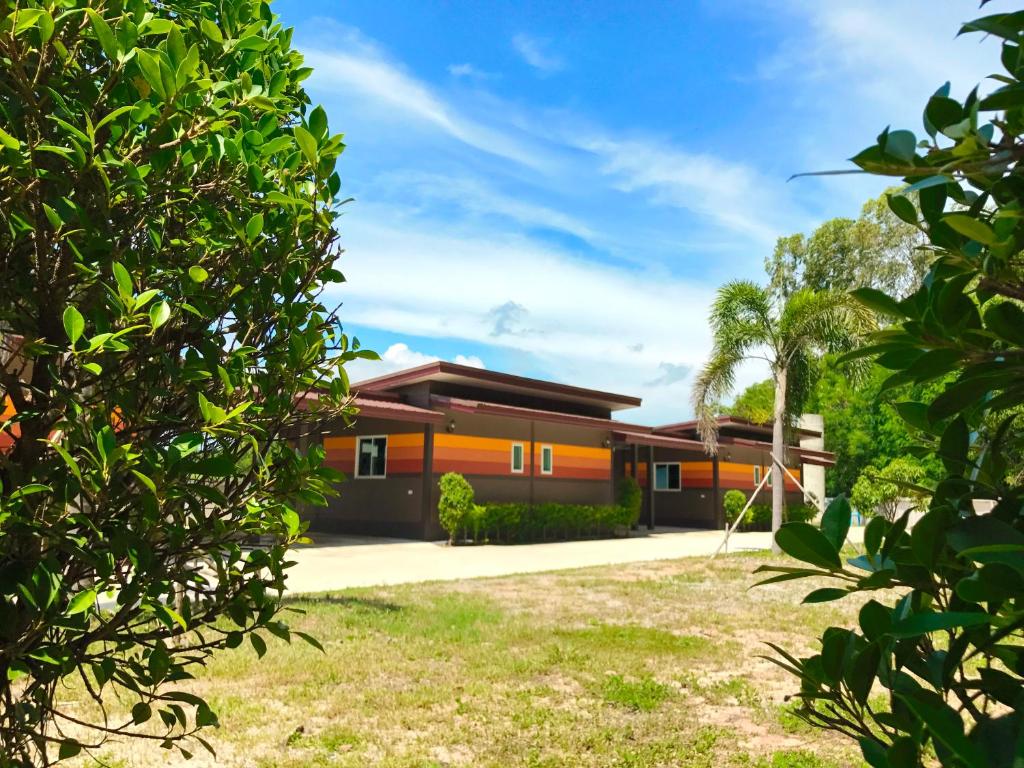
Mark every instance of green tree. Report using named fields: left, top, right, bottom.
left=724, top=378, right=775, bottom=424
left=759, top=7, right=1024, bottom=765
left=0, top=1, right=368, bottom=763
left=849, top=456, right=930, bottom=521
left=691, top=284, right=872, bottom=551
left=766, top=190, right=930, bottom=301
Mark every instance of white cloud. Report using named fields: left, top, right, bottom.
left=300, top=27, right=545, bottom=169
left=577, top=136, right=811, bottom=245
left=511, top=34, right=564, bottom=74
left=329, top=206, right=726, bottom=423
left=371, top=170, right=596, bottom=242
left=348, top=342, right=484, bottom=385
left=447, top=62, right=495, bottom=80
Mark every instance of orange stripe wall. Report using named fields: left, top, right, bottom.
left=625, top=460, right=801, bottom=491
left=535, top=443, right=610, bottom=481
left=323, top=433, right=425, bottom=476
left=433, top=434, right=523, bottom=476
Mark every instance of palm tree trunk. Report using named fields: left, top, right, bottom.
left=771, top=366, right=787, bottom=554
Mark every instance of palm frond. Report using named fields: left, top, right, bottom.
left=691, top=349, right=744, bottom=454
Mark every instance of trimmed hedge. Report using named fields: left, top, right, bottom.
left=726, top=500, right=818, bottom=532
left=438, top=472, right=641, bottom=544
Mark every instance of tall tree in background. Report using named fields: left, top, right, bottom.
left=692, top=283, right=872, bottom=551
left=0, top=1, right=368, bottom=763
left=766, top=190, right=930, bottom=301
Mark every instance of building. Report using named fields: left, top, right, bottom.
left=306, top=362, right=834, bottom=540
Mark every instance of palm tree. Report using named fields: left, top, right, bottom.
left=691, top=282, right=873, bottom=552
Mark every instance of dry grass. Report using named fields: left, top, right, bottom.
left=67, top=551, right=870, bottom=767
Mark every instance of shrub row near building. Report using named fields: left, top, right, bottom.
left=722, top=489, right=817, bottom=530
left=438, top=472, right=643, bottom=544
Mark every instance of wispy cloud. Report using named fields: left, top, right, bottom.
left=447, top=62, right=495, bottom=80
left=300, top=25, right=546, bottom=169
left=512, top=33, right=564, bottom=74
left=577, top=135, right=810, bottom=245
left=328, top=206, right=738, bottom=422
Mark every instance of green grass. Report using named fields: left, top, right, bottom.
left=69, top=552, right=868, bottom=768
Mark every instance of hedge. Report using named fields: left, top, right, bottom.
left=721, top=491, right=818, bottom=532
left=438, top=472, right=642, bottom=544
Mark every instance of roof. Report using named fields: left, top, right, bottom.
left=655, top=416, right=822, bottom=439
left=612, top=431, right=706, bottom=451
left=354, top=361, right=642, bottom=412
left=432, top=395, right=652, bottom=433
left=296, top=391, right=445, bottom=425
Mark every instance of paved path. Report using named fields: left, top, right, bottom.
left=285, top=526, right=865, bottom=593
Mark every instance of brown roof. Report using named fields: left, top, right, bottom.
left=354, top=361, right=642, bottom=411
left=612, top=431, right=707, bottom=451
left=296, top=391, right=444, bottom=425
left=431, top=395, right=652, bottom=433
left=655, top=416, right=822, bottom=439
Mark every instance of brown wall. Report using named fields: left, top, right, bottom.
left=309, top=417, right=430, bottom=539
left=308, top=410, right=617, bottom=540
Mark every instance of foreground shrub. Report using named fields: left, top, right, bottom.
left=438, top=475, right=636, bottom=544
left=618, top=476, right=643, bottom=524
left=723, top=489, right=749, bottom=525
left=0, top=0, right=357, bottom=761
left=760, top=8, right=1024, bottom=765
left=438, top=472, right=476, bottom=543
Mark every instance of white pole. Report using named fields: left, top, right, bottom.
left=708, top=465, right=773, bottom=561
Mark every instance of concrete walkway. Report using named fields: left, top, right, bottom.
left=285, top=526, right=864, bottom=593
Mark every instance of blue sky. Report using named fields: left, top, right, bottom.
left=275, top=0, right=1005, bottom=424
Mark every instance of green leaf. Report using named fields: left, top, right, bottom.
left=10, top=483, right=51, bottom=500
left=154, top=603, right=187, bottom=631
left=249, top=632, right=267, bottom=658
left=86, top=9, right=119, bottom=60
left=889, top=611, right=990, bottom=638
left=775, top=522, right=842, bottom=571
left=293, top=125, right=318, bottom=166
left=802, top=588, right=849, bottom=603
left=0, top=126, right=20, bottom=149
left=309, top=105, right=328, bottom=140
left=188, top=265, right=209, bottom=283
left=883, top=129, right=917, bottom=162
left=859, top=600, right=892, bottom=641
left=149, top=300, right=171, bottom=330
left=943, top=213, right=997, bottom=245
left=245, top=213, right=264, bottom=243
left=58, top=740, right=82, bottom=760
left=66, top=589, right=97, bottom=616
left=851, top=288, right=906, bottom=318
left=294, top=631, right=325, bottom=653
left=63, top=305, right=85, bottom=345
left=200, top=18, right=223, bottom=43
left=864, top=516, right=886, bottom=556
left=131, top=701, right=152, bottom=724
left=887, top=193, right=918, bottom=225
left=819, top=495, right=851, bottom=552
left=112, top=262, right=132, bottom=297
left=136, top=49, right=166, bottom=99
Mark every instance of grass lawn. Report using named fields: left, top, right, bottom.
left=74, top=551, right=869, bottom=768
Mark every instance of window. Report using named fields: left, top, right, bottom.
left=540, top=445, right=553, bottom=475
left=753, top=465, right=762, bottom=486
left=766, top=465, right=773, bottom=487
left=511, top=442, right=525, bottom=473
left=356, top=436, right=387, bottom=478
left=654, top=462, right=681, bottom=491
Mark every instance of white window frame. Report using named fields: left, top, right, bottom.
left=540, top=444, right=554, bottom=475
left=753, top=465, right=762, bottom=486
left=766, top=464, right=773, bottom=487
left=355, top=435, right=388, bottom=479
left=511, top=442, right=525, bottom=474
left=653, top=462, right=681, bottom=492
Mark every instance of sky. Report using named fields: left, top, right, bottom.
left=274, top=0, right=1008, bottom=424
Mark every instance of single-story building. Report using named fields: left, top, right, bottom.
left=305, top=362, right=834, bottom=540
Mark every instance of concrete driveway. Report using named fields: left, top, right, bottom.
left=284, top=526, right=864, bottom=593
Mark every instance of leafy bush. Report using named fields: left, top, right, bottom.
left=786, top=503, right=818, bottom=524
left=748, top=503, right=773, bottom=530
left=439, top=476, right=636, bottom=544
left=723, top=489, right=749, bottom=525
left=760, top=9, right=1024, bottom=765
left=850, top=456, right=930, bottom=521
left=0, top=0, right=357, bottom=761
left=617, top=476, right=643, bottom=525
left=438, top=472, right=476, bottom=543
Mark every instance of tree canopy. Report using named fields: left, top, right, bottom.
left=0, top=0, right=366, bottom=762
left=760, top=6, right=1024, bottom=766
left=766, top=190, right=930, bottom=301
